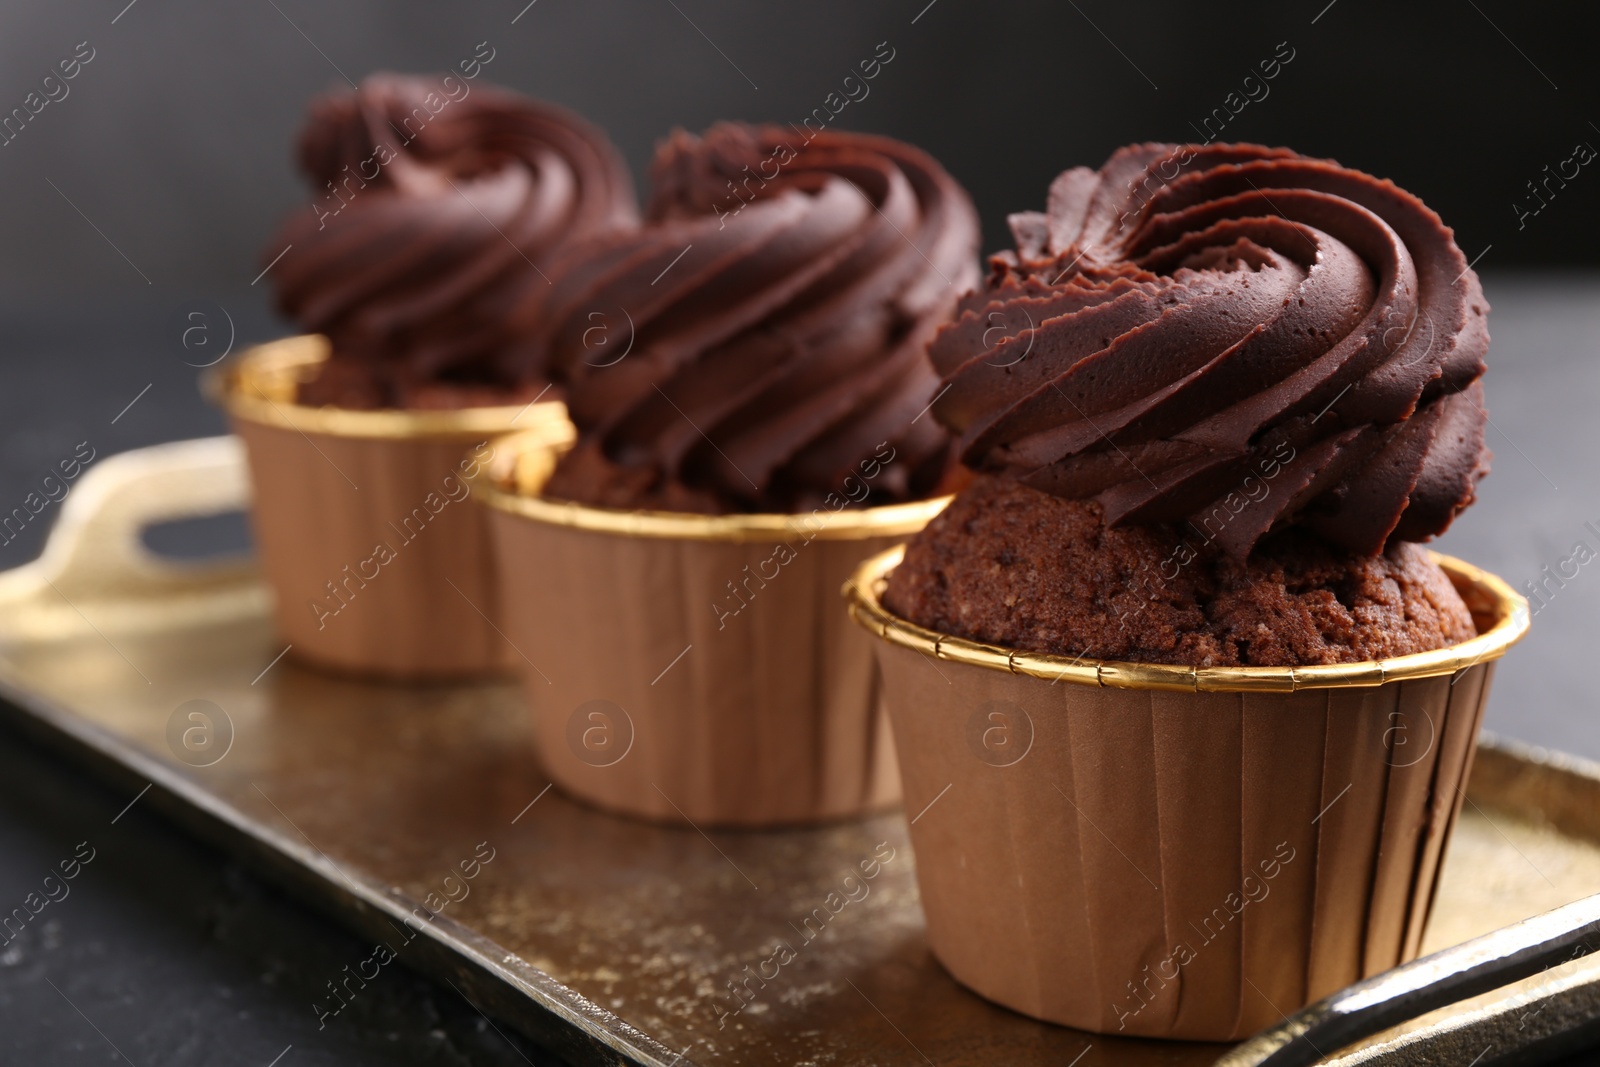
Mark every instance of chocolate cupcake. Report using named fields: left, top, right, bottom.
left=273, top=72, right=638, bottom=409
left=888, top=478, right=1478, bottom=668
left=218, top=74, right=634, bottom=678
left=846, top=143, right=1528, bottom=1038
left=478, top=123, right=980, bottom=825
left=532, top=121, right=976, bottom=513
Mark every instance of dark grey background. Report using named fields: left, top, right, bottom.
left=1, top=1, right=1598, bottom=1064
left=0, top=0, right=1596, bottom=302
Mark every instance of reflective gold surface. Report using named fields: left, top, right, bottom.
left=2, top=613, right=1593, bottom=1066
left=0, top=441, right=1590, bottom=1066
left=847, top=544, right=1532, bottom=693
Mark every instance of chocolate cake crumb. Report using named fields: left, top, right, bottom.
left=884, top=476, right=1477, bottom=668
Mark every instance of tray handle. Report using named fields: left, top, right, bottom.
left=1217, top=893, right=1600, bottom=1066
left=0, top=436, right=263, bottom=636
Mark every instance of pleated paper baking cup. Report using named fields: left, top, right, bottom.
left=215, top=336, right=571, bottom=678
left=845, top=545, right=1529, bottom=1041
left=474, top=429, right=950, bottom=827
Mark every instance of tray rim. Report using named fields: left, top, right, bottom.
left=0, top=662, right=691, bottom=1067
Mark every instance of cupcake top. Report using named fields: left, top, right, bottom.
left=532, top=122, right=981, bottom=514
left=885, top=474, right=1477, bottom=667
left=269, top=73, right=637, bottom=409
left=928, top=143, right=1490, bottom=557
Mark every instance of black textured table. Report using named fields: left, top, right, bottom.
left=0, top=276, right=1597, bottom=1063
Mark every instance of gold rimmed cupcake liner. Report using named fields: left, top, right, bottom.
left=215, top=337, right=571, bottom=679
left=848, top=545, right=1530, bottom=693
left=473, top=429, right=950, bottom=827
left=479, top=428, right=948, bottom=542
left=844, top=544, right=1528, bottom=1040
left=212, top=334, right=564, bottom=439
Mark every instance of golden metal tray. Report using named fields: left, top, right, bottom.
left=0, top=437, right=1596, bottom=1066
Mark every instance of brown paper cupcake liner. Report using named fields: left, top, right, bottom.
left=846, top=545, right=1528, bottom=1041
left=215, top=336, right=571, bottom=679
left=474, top=429, right=949, bottom=827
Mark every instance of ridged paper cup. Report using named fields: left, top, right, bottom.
left=215, top=336, right=571, bottom=679
left=474, top=429, right=949, bottom=827
left=845, top=545, right=1529, bottom=1041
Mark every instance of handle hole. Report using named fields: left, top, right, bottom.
left=140, top=511, right=253, bottom=562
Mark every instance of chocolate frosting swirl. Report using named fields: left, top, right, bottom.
left=532, top=122, right=981, bottom=513
left=928, top=143, right=1490, bottom=557
left=269, top=73, right=637, bottom=408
